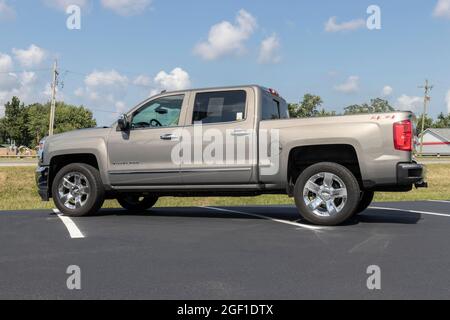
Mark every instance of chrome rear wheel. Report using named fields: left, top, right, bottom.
left=294, top=162, right=360, bottom=226
left=303, top=172, right=348, bottom=217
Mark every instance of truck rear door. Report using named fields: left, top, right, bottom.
left=178, top=88, right=258, bottom=185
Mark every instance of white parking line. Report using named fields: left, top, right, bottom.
left=53, top=209, right=85, bottom=239
left=427, top=200, right=450, bottom=204
left=202, top=206, right=325, bottom=231
left=369, top=206, right=450, bottom=218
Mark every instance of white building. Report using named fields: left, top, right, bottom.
left=419, top=128, right=450, bottom=156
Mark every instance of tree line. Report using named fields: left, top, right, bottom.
left=0, top=97, right=97, bottom=147
left=288, top=94, right=450, bottom=134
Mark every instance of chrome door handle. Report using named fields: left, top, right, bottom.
left=231, top=129, right=250, bottom=137
left=160, top=134, right=179, bottom=141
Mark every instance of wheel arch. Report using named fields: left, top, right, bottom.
left=48, top=153, right=107, bottom=198
left=287, top=144, right=363, bottom=196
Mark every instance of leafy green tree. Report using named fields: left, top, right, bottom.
left=27, top=103, right=49, bottom=146
left=344, top=98, right=394, bottom=115
left=3, top=97, right=31, bottom=146
left=1, top=98, right=97, bottom=147
left=53, top=102, right=96, bottom=134
left=344, top=103, right=371, bottom=115
left=317, top=108, right=337, bottom=117
left=0, top=118, right=7, bottom=144
left=288, top=94, right=324, bottom=118
left=415, top=114, right=434, bottom=135
left=433, top=112, right=450, bottom=128
left=370, top=98, right=395, bottom=113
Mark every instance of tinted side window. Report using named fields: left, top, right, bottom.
left=262, top=94, right=280, bottom=120
left=192, top=90, right=246, bottom=124
left=279, top=100, right=289, bottom=119
left=131, top=95, right=184, bottom=130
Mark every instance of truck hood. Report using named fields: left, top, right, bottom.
left=45, top=127, right=111, bottom=144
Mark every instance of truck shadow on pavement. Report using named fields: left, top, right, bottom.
left=85, top=206, right=422, bottom=226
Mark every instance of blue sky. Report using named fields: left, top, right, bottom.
left=1, top=0, right=450, bottom=126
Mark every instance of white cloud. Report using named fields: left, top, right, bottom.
left=334, top=76, right=360, bottom=93
left=153, top=67, right=191, bottom=93
left=382, top=85, right=393, bottom=97
left=0, top=0, right=15, bottom=21
left=446, top=90, right=450, bottom=113
left=258, top=34, right=281, bottom=64
left=0, top=53, right=18, bottom=90
left=85, top=70, right=129, bottom=87
left=19, top=71, right=38, bottom=86
left=73, top=67, right=190, bottom=121
left=115, top=100, right=127, bottom=113
left=325, top=16, right=366, bottom=33
left=43, top=0, right=89, bottom=11
left=12, top=44, right=47, bottom=68
left=194, top=9, right=257, bottom=60
left=133, top=74, right=152, bottom=87
left=395, top=95, right=423, bottom=113
left=434, top=0, right=450, bottom=19
left=42, top=81, right=66, bottom=101
left=0, top=45, right=59, bottom=118
left=0, top=53, right=13, bottom=72
left=101, top=0, right=152, bottom=16
left=0, top=80, right=51, bottom=119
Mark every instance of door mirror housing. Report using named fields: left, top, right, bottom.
left=117, top=114, right=130, bottom=131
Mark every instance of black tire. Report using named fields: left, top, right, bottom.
left=117, top=194, right=158, bottom=211
left=294, top=162, right=361, bottom=226
left=355, top=191, right=375, bottom=215
left=52, top=163, right=105, bottom=217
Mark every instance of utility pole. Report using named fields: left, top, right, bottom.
left=418, top=80, right=433, bottom=156
left=48, top=59, right=59, bottom=136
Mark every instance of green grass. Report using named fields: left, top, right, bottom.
left=0, top=164, right=448, bottom=211
left=0, top=158, right=37, bottom=163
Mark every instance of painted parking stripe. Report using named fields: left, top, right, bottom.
left=53, top=209, right=85, bottom=239
left=369, top=206, right=450, bottom=218
left=202, top=206, right=325, bottom=231
left=427, top=200, right=450, bottom=204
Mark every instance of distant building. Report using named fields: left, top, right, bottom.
left=419, top=128, right=450, bottom=156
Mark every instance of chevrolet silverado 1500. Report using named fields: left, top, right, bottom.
left=36, top=85, right=427, bottom=226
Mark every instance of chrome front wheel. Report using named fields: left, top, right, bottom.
left=57, top=172, right=91, bottom=210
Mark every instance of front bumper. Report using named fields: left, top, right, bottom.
left=36, top=166, right=50, bottom=201
left=397, top=163, right=428, bottom=189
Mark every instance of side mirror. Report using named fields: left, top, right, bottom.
left=117, top=114, right=130, bottom=131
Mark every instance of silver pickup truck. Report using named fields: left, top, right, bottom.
left=36, top=85, right=427, bottom=226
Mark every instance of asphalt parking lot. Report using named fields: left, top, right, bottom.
left=1, top=201, right=450, bottom=300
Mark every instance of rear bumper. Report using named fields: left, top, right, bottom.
left=397, top=162, right=428, bottom=188
left=36, top=166, right=50, bottom=201
left=364, top=162, right=427, bottom=192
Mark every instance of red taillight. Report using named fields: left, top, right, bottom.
left=393, top=120, right=413, bottom=151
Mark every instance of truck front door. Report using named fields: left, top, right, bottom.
left=107, top=94, right=188, bottom=186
